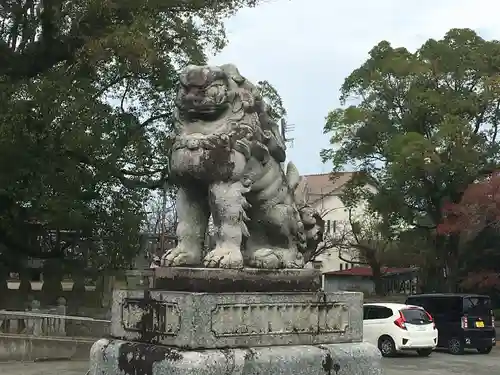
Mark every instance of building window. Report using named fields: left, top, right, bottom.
left=340, top=263, right=343, bottom=271
left=325, top=220, right=337, bottom=235
left=312, top=261, right=322, bottom=270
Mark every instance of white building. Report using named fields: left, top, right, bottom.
left=297, top=172, right=372, bottom=272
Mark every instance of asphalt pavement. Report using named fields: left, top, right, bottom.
left=2, top=348, right=500, bottom=375
left=1, top=360, right=88, bottom=375
left=383, top=347, right=500, bottom=375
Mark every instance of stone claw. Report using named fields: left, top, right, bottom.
left=203, top=246, right=244, bottom=269
left=161, top=246, right=202, bottom=267
left=245, top=248, right=304, bottom=269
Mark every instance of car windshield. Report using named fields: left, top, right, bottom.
left=401, top=308, right=431, bottom=325
left=463, top=297, right=491, bottom=315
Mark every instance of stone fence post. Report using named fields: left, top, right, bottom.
left=30, top=299, right=42, bottom=336
left=55, top=296, right=67, bottom=335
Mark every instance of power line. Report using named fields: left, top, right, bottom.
left=280, top=118, right=295, bottom=147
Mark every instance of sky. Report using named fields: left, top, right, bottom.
left=208, top=0, right=500, bottom=175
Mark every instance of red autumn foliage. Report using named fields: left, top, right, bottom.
left=460, top=271, right=500, bottom=291
left=437, top=173, right=500, bottom=236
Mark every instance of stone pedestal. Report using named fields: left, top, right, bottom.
left=88, top=268, right=382, bottom=375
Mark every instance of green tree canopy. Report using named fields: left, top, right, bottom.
left=322, top=28, right=500, bottom=290
left=0, top=0, right=264, bottom=269
left=257, top=80, right=288, bottom=122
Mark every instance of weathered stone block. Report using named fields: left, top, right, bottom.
left=88, top=338, right=382, bottom=375
left=153, top=267, right=322, bottom=293
left=110, top=289, right=363, bottom=349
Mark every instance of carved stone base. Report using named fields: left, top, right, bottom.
left=88, top=338, right=382, bottom=375
left=110, top=289, right=362, bottom=349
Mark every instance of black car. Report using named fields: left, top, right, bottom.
left=405, top=293, right=496, bottom=355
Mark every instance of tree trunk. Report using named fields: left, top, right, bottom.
left=366, top=254, right=384, bottom=296
left=445, top=259, right=459, bottom=292
left=372, top=266, right=384, bottom=296
left=41, top=260, right=63, bottom=305
left=0, top=266, right=8, bottom=308
left=444, top=234, right=460, bottom=292
left=419, top=265, right=440, bottom=292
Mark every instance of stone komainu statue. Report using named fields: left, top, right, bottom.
left=162, top=64, right=324, bottom=269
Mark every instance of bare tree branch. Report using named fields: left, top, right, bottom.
left=139, top=112, right=172, bottom=130
left=120, top=79, right=132, bottom=113
left=120, top=167, right=168, bottom=177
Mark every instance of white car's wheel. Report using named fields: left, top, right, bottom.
left=378, top=336, right=396, bottom=357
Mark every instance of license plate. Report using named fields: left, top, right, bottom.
left=476, top=321, right=485, bottom=328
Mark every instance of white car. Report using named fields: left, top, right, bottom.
left=363, top=302, right=438, bottom=357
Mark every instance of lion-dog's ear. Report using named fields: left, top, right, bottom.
left=179, top=64, right=198, bottom=86
left=220, top=64, right=245, bottom=84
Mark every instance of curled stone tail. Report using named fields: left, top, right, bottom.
left=240, top=190, right=251, bottom=238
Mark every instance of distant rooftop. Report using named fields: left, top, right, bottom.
left=297, top=172, right=356, bottom=205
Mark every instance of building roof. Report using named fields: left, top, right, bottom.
left=297, top=172, right=356, bottom=205
left=323, top=267, right=417, bottom=277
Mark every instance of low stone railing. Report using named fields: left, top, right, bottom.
left=0, top=311, right=111, bottom=362
left=0, top=310, right=66, bottom=336
left=0, top=297, right=67, bottom=336
left=0, top=310, right=110, bottom=338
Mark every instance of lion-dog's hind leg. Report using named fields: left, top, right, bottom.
left=203, top=181, right=245, bottom=268
left=162, top=185, right=209, bottom=267
left=245, top=204, right=305, bottom=269
left=244, top=161, right=305, bottom=269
